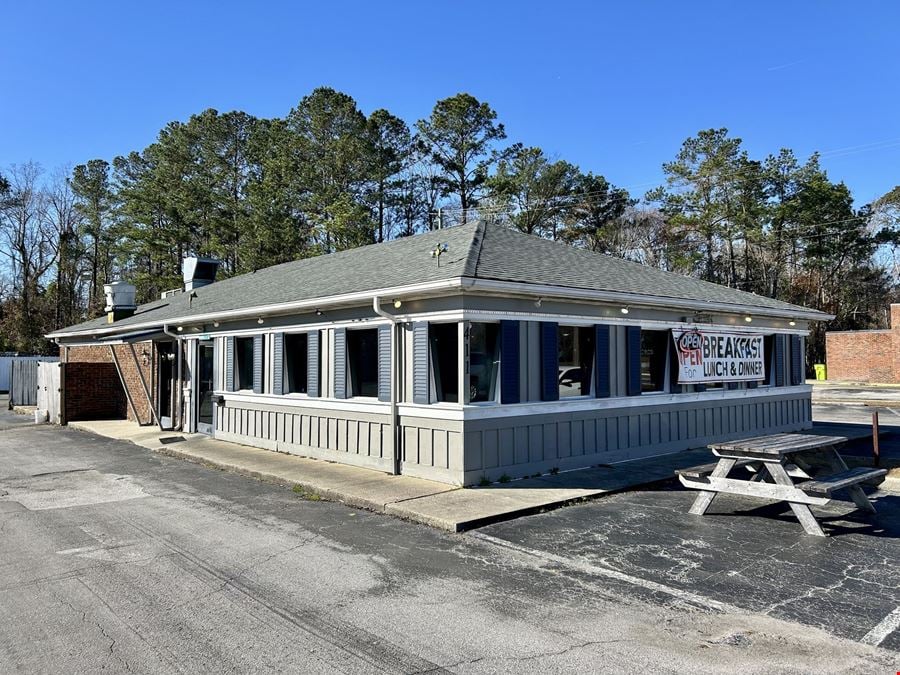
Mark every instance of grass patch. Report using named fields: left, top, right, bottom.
left=478, top=476, right=492, bottom=487
left=292, top=484, right=322, bottom=501
left=498, top=474, right=511, bottom=483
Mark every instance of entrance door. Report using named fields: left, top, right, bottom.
left=196, top=343, right=215, bottom=434
left=158, top=343, right=174, bottom=429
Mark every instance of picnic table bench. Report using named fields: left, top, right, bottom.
left=677, top=433, right=886, bottom=537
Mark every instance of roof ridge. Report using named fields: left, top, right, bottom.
left=463, top=220, right=487, bottom=277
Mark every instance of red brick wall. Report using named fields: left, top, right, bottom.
left=825, top=330, right=895, bottom=382
left=63, top=362, right=126, bottom=421
left=63, top=342, right=157, bottom=424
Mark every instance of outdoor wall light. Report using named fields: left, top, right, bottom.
left=620, top=306, right=629, bottom=315
left=213, top=321, right=220, bottom=328
left=315, top=309, right=324, bottom=317
left=789, top=320, right=797, bottom=327
left=534, top=297, right=543, bottom=308
left=257, top=317, right=264, bottom=325
left=176, top=326, right=183, bottom=332
left=744, top=315, right=753, bottom=323
left=393, top=298, right=402, bottom=309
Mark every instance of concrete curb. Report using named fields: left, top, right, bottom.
left=153, top=445, right=452, bottom=515
left=882, top=468, right=900, bottom=493
left=154, top=444, right=663, bottom=532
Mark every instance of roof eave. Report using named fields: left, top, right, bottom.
left=46, top=277, right=466, bottom=340
left=463, top=278, right=832, bottom=321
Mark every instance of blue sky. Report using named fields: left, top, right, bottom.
left=1, top=1, right=898, bottom=203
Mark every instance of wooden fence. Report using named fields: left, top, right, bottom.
left=8, top=358, right=59, bottom=408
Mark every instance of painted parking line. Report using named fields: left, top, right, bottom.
left=470, top=531, right=899, bottom=649
left=468, top=531, right=741, bottom=614
left=860, top=606, right=900, bottom=647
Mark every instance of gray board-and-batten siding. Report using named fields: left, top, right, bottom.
left=213, top=387, right=811, bottom=485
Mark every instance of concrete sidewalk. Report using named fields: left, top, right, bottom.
left=812, top=380, right=900, bottom=407
left=66, top=419, right=711, bottom=531
left=65, top=418, right=900, bottom=531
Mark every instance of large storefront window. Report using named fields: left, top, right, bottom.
left=558, top=325, right=595, bottom=397
left=235, top=336, right=255, bottom=390
left=430, top=323, right=459, bottom=403
left=640, top=330, right=668, bottom=393
left=347, top=328, right=378, bottom=397
left=284, top=333, right=308, bottom=394
left=469, top=323, right=499, bottom=403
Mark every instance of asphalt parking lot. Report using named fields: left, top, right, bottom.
left=478, top=479, right=900, bottom=651
left=1, top=400, right=898, bottom=671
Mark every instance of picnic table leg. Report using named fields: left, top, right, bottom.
left=688, top=458, right=737, bottom=515
left=822, top=446, right=877, bottom=514
left=764, top=462, right=826, bottom=537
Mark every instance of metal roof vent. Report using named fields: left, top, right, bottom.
left=104, top=281, right=137, bottom=323
left=183, top=257, right=220, bottom=291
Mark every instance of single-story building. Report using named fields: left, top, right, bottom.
left=825, top=304, right=900, bottom=383
left=47, top=222, right=830, bottom=485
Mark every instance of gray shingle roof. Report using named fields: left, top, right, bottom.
left=473, top=224, right=818, bottom=314
left=49, top=221, right=825, bottom=337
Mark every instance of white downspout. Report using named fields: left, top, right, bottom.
left=162, top=324, right=183, bottom=431
left=373, top=297, right=401, bottom=475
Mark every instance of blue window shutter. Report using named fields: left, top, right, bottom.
left=790, top=335, right=803, bottom=385
left=668, top=334, right=682, bottom=394
left=252, top=335, right=264, bottom=394
left=333, top=328, right=347, bottom=399
left=307, top=331, right=320, bottom=397
left=378, top=324, right=391, bottom=402
left=775, top=335, right=786, bottom=386
left=540, top=322, right=559, bottom=402
left=500, top=320, right=520, bottom=404
left=594, top=325, right=611, bottom=398
left=272, top=333, right=284, bottom=395
left=225, top=337, right=235, bottom=392
left=626, top=326, right=641, bottom=396
left=412, top=322, right=429, bottom=404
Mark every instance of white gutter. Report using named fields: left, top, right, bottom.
left=48, top=274, right=831, bottom=341
left=462, top=278, right=834, bottom=321
left=372, top=296, right=401, bottom=475
left=48, top=278, right=463, bottom=339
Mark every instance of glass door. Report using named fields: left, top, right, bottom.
left=196, top=343, right=215, bottom=434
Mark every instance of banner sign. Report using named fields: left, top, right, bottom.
left=672, top=329, right=765, bottom=384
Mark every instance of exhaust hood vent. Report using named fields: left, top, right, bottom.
left=183, top=257, right=220, bottom=291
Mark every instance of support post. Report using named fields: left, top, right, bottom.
left=873, top=410, right=880, bottom=468
left=109, top=345, right=141, bottom=424
left=128, top=343, right=161, bottom=427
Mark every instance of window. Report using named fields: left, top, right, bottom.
left=235, top=337, right=254, bottom=390
left=763, top=334, right=775, bottom=385
left=640, top=330, right=668, bottom=393
left=468, top=323, right=499, bottom=403
left=347, top=328, right=378, bottom=397
left=284, top=333, right=308, bottom=394
left=429, top=323, right=458, bottom=403
left=558, top=325, right=595, bottom=397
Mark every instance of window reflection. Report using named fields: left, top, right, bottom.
left=640, top=330, right=667, bottom=393
left=468, top=323, right=499, bottom=403
left=558, top=325, right=594, bottom=397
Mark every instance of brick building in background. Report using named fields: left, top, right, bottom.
left=61, top=342, right=158, bottom=424
left=825, top=304, right=900, bottom=383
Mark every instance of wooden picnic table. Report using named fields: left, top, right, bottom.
left=677, top=433, right=887, bottom=537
